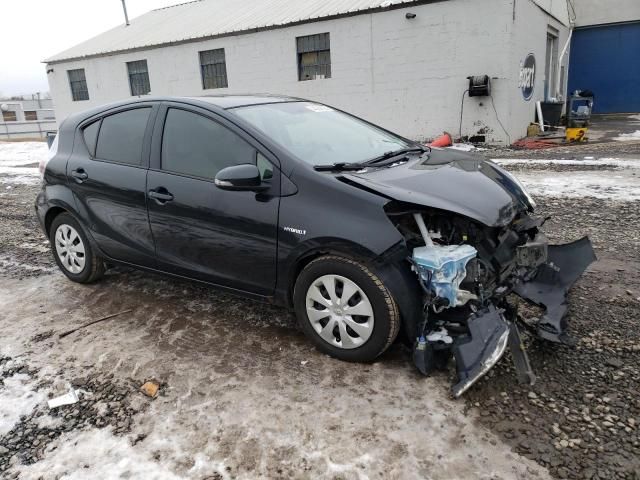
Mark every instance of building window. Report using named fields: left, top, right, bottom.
left=24, top=111, right=38, bottom=121
left=68, top=69, right=89, bottom=101
left=127, top=60, right=151, bottom=96
left=297, top=33, right=331, bottom=81
left=2, top=110, right=17, bottom=122
left=200, top=49, right=228, bottom=89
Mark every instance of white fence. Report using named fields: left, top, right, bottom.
left=0, top=119, right=57, bottom=140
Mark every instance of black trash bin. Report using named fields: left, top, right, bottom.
left=537, top=102, right=563, bottom=127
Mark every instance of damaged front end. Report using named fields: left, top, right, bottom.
left=388, top=206, right=596, bottom=397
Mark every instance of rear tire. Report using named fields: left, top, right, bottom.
left=293, top=255, right=400, bottom=362
left=50, top=213, right=104, bottom=284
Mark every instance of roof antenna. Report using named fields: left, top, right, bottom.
left=121, top=0, right=130, bottom=26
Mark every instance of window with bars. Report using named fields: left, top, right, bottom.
left=127, top=60, right=151, bottom=96
left=297, top=33, right=331, bottom=81
left=200, top=49, right=228, bottom=89
left=67, top=69, right=89, bottom=101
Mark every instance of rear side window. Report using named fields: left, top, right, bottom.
left=95, top=108, right=151, bottom=165
left=82, top=120, right=100, bottom=156
left=161, top=108, right=255, bottom=179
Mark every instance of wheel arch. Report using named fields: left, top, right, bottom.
left=281, top=238, right=379, bottom=309
left=281, top=239, right=422, bottom=344
left=44, top=206, right=67, bottom=235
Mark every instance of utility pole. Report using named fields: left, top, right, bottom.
left=121, top=0, right=130, bottom=26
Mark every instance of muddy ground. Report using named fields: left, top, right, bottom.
left=1, top=141, right=639, bottom=479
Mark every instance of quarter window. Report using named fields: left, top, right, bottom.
left=95, top=108, right=151, bottom=165
left=297, top=33, right=331, bottom=81
left=68, top=69, right=89, bottom=101
left=257, top=152, right=273, bottom=181
left=127, top=60, right=151, bottom=96
left=200, top=49, right=228, bottom=89
left=161, top=108, right=254, bottom=180
left=82, top=120, right=101, bottom=156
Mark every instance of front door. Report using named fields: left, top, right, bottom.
left=67, top=104, right=157, bottom=267
left=146, top=104, right=280, bottom=295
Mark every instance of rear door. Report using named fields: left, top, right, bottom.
left=146, top=103, right=280, bottom=295
left=67, top=104, right=158, bottom=266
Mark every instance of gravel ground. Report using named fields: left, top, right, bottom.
left=1, top=142, right=640, bottom=479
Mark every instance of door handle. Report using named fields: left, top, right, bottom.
left=71, top=168, right=88, bottom=183
left=148, top=188, right=174, bottom=204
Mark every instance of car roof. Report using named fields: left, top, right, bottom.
left=64, top=94, right=309, bottom=128
left=185, top=94, right=305, bottom=109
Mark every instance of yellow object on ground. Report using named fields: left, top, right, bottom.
left=566, top=127, right=588, bottom=142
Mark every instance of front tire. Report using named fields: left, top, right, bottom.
left=50, top=213, right=104, bottom=283
left=293, top=255, right=400, bottom=362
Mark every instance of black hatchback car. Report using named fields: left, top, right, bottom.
left=37, top=95, right=594, bottom=396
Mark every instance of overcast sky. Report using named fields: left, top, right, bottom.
left=0, top=0, right=179, bottom=97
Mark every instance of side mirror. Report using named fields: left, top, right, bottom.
left=214, top=164, right=267, bottom=191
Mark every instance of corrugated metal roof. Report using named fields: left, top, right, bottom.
left=45, top=0, right=426, bottom=64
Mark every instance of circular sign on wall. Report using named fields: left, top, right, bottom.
left=518, top=53, right=536, bottom=101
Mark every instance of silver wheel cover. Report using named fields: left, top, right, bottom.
left=54, top=224, right=86, bottom=274
left=305, top=274, right=375, bottom=349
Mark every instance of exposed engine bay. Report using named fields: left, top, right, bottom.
left=386, top=204, right=596, bottom=397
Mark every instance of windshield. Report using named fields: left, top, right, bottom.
left=230, top=101, right=412, bottom=166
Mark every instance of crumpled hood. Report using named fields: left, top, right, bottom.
left=343, top=148, right=532, bottom=226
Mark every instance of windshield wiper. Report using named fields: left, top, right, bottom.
left=363, top=146, right=429, bottom=165
left=313, top=146, right=429, bottom=172
left=313, top=162, right=367, bottom=172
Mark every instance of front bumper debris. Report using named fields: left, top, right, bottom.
left=412, top=237, right=596, bottom=396
left=451, top=305, right=510, bottom=397
left=514, top=236, right=596, bottom=345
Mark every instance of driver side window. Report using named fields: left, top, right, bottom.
left=161, top=108, right=255, bottom=180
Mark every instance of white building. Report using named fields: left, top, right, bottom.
left=0, top=95, right=56, bottom=140
left=44, top=0, right=572, bottom=144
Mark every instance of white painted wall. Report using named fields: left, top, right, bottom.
left=507, top=0, right=572, bottom=135
left=573, top=0, right=640, bottom=27
left=46, top=0, right=568, bottom=143
left=531, top=0, right=570, bottom=24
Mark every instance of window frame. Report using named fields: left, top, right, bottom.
left=296, top=33, right=331, bottom=81
left=24, top=111, right=38, bottom=121
left=78, top=104, right=157, bottom=169
left=67, top=68, right=89, bottom=101
left=199, top=48, right=228, bottom=90
left=126, top=60, right=151, bottom=96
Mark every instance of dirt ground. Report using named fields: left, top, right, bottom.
left=1, top=140, right=639, bottom=479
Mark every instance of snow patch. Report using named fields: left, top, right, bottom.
left=613, top=130, right=640, bottom=142
left=0, top=373, right=45, bottom=435
left=516, top=171, right=640, bottom=201
left=0, top=141, right=48, bottom=166
left=0, top=142, right=46, bottom=184
left=15, top=428, right=185, bottom=480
